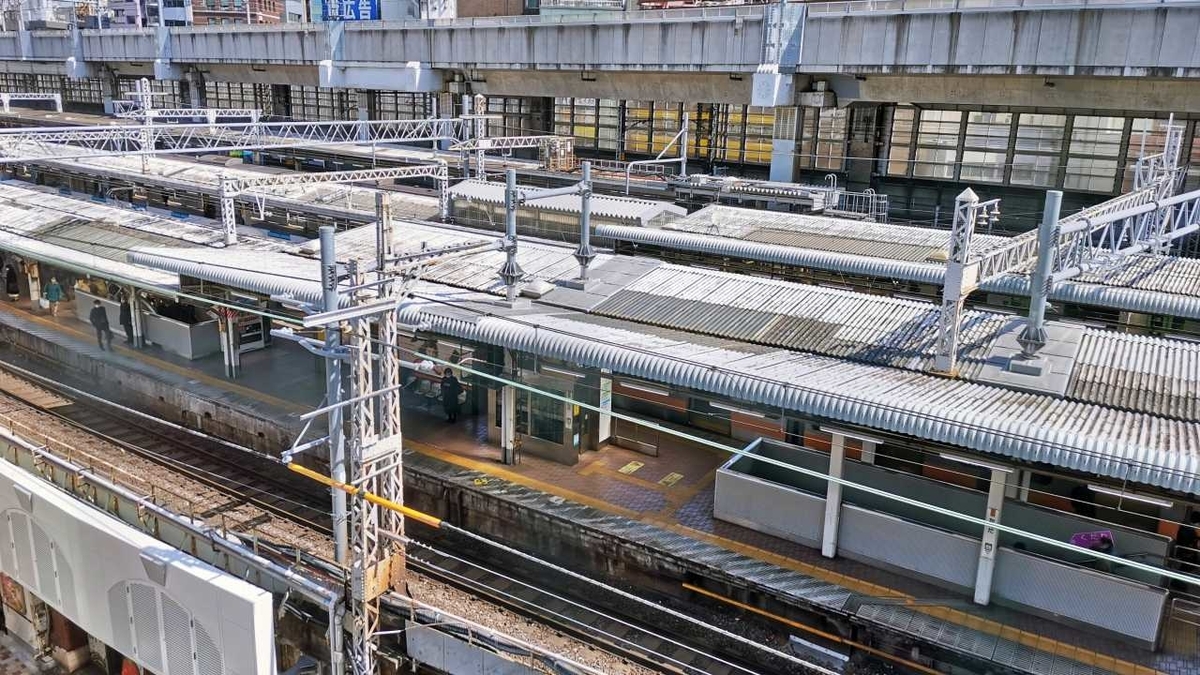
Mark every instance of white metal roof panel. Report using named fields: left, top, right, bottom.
left=665, top=205, right=1011, bottom=261
left=400, top=285, right=1200, bottom=496
left=449, top=179, right=685, bottom=223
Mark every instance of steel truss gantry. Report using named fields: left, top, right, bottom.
left=0, top=117, right=470, bottom=164
left=934, top=188, right=1001, bottom=375
left=218, top=163, right=450, bottom=245
left=0, top=92, right=62, bottom=114
left=275, top=219, right=504, bottom=675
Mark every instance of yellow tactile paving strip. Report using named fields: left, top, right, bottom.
left=4, top=303, right=1161, bottom=675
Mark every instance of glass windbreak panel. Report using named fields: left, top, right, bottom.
left=529, top=390, right=564, bottom=444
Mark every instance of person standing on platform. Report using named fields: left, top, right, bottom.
left=42, top=277, right=63, bottom=317
left=89, top=299, right=113, bottom=351
left=441, top=369, right=462, bottom=423
left=119, top=293, right=134, bottom=345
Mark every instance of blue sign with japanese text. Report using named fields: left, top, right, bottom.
left=322, top=0, right=379, bottom=20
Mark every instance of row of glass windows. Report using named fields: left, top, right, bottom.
left=552, top=98, right=784, bottom=166
left=887, top=108, right=1200, bottom=194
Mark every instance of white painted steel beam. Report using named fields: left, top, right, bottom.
left=821, top=432, right=844, bottom=559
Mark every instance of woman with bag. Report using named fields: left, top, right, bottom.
left=42, top=277, right=63, bottom=317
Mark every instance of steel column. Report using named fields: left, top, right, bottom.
left=319, top=226, right=348, bottom=565
left=821, top=432, right=845, bottom=559
left=974, top=469, right=1007, bottom=606
left=1017, top=190, right=1062, bottom=358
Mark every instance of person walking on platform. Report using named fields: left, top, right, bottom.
left=119, top=293, right=134, bottom=345
left=441, top=369, right=462, bottom=423
left=89, top=299, right=113, bottom=351
left=42, top=277, right=63, bottom=317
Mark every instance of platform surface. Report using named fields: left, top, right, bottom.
left=1, top=298, right=1195, bottom=675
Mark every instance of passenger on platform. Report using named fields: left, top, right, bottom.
left=1089, top=534, right=1114, bottom=573
left=441, top=370, right=462, bottom=423
left=89, top=300, right=113, bottom=351
left=42, top=277, right=63, bottom=317
left=119, top=294, right=134, bottom=344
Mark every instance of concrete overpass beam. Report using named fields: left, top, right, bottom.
left=319, top=60, right=443, bottom=93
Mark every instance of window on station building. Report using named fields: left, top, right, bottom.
left=886, top=106, right=916, bottom=177
left=485, top=97, right=532, bottom=138
left=552, top=97, right=573, bottom=139
left=1065, top=115, right=1124, bottom=192
left=959, top=112, right=1011, bottom=183
left=1121, top=117, right=1172, bottom=192
left=743, top=105, right=776, bottom=165
left=913, top=110, right=962, bottom=179
left=1011, top=113, right=1066, bottom=187
left=1183, top=123, right=1200, bottom=194
left=375, top=92, right=429, bottom=121
left=570, top=98, right=598, bottom=151
left=597, top=99, right=620, bottom=152
left=288, top=86, right=355, bottom=121
left=796, top=108, right=819, bottom=170
left=624, top=100, right=653, bottom=155
left=813, top=107, right=846, bottom=171
left=650, top=102, right=685, bottom=158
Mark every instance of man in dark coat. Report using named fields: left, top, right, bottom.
left=118, top=294, right=134, bottom=345
left=88, top=300, right=113, bottom=350
left=441, top=370, right=462, bottom=423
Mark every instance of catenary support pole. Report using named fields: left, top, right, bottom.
left=320, top=226, right=348, bottom=565
left=1017, top=190, right=1063, bottom=359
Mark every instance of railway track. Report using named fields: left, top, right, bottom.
left=408, top=543, right=759, bottom=675
left=0, top=356, right=823, bottom=675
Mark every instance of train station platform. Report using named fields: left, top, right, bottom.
left=0, top=298, right=1194, bottom=675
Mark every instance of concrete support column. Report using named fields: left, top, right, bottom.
left=821, top=432, right=845, bottom=559
left=974, top=468, right=1007, bottom=605
left=500, top=350, right=517, bottom=464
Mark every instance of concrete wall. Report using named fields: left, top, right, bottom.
left=800, top=5, right=1200, bottom=77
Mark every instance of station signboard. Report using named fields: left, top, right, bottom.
left=322, top=0, right=379, bottom=21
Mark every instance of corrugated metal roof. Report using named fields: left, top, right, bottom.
left=30, top=144, right=443, bottom=223
left=665, top=205, right=1010, bottom=262
left=398, top=284, right=1200, bottom=496
left=0, top=181, right=277, bottom=288
left=1069, top=331, right=1200, bottom=420
left=448, top=180, right=685, bottom=223
left=129, top=247, right=329, bottom=306
left=592, top=266, right=1007, bottom=377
